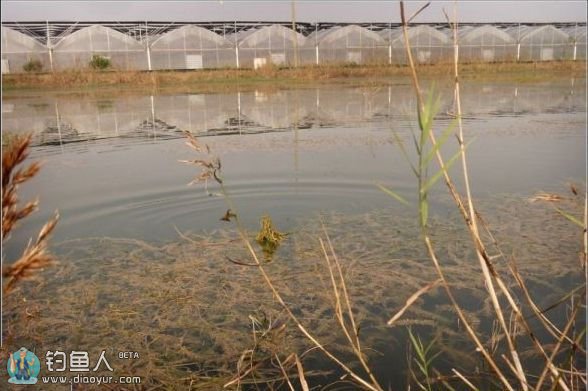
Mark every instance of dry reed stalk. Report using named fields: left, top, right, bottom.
left=387, top=278, right=441, bottom=326
left=398, top=3, right=516, bottom=389
left=274, top=354, right=296, bottom=391
left=475, top=206, right=586, bottom=358
left=293, top=353, right=310, bottom=391
left=183, top=131, right=383, bottom=391
left=451, top=368, right=478, bottom=391
left=2, top=134, right=59, bottom=294
left=534, top=299, right=582, bottom=390
left=443, top=6, right=530, bottom=388
left=402, top=2, right=584, bottom=389
left=320, top=231, right=382, bottom=390
left=445, top=6, right=582, bottom=386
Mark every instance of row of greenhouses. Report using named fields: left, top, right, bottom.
left=1, top=23, right=586, bottom=73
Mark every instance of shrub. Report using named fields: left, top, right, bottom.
left=22, top=59, right=43, bottom=73
left=89, top=55, right=111, bottom=70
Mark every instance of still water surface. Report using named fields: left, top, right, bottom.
left=4, top=80, right=585, bottom=252
left=2, top=78, right=586, bottom=388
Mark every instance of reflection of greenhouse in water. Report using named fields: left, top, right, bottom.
left=460, top=85, right=518, bottom=115
left=153, top=94, right=234, bottom=133
left=512, top=84, right=580, bottom=114
left=1, top=22, right=585, bottom=72
left=238, top=89, right=318, bottom=129
left=2, top=80, right=585, bottom=146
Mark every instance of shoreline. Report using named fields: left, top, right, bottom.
left=2, top=61, right=585, bottom=95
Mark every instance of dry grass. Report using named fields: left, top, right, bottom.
left=2, top=61, right=585, bottom=93
left=1, top=134, right=59, bottom=294
left=1, top=198, right=583, bottom=389
left=391, top=2, right=587, bottom=390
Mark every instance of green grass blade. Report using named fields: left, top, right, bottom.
left=555, top=208, right=584, bottom=227
left=420, top=198, right=429, bottom=228
left=391, top=130, right=419, bottom=177
left=420, top=91, right=441, bottom=144
left=423, top=119, right=457, bottom=166
left=421, top=140, right=473, bottom=194
left=410, top=124, right=422, bottom=156
left=421, top=153, right=459, bottom=194
left=377, top=183, right=410, bottom=205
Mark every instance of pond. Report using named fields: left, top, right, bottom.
left=2, top=77, right=586, bottom=389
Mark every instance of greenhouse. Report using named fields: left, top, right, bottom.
left=458, top=25, right=517, bottom=63
left=390, top=25, right=451, bottom=64
left=52, top=25, right=148, bottom=70
left=234, top=24, right=306, bottom=68
left=302, top=25, right=388, bottom=65
left=377, top=28, right=401, bottom=41
left=1, top=26, right=51, bottom=73
left=1, top=22, right=585, bottom=72
left=563, top=25, right=587, bottom=60
left=149, top=25, right=235, bottom=70
left=506, top=25, right=571, bottom=61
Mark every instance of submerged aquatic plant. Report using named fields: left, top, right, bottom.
left=1, top=133, right=59, bottom=294
left=175, top=4, right=586, bottom=388
left=256, top=215, right=287, bottom=258
left=181, top=132, right=385, bottom=390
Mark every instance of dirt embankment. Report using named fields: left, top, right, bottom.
left=2, top=61, right=585, bottom=94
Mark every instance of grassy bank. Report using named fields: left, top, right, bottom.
left=2, top=61, right=586, bottom=94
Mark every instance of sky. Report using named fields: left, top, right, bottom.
left=1, top=1, right=586, bottom=23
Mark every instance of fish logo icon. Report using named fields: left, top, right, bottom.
left=7, top=347, right=40, bottom=385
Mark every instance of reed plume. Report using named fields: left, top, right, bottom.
left=2, top=134, right=59, bottom=294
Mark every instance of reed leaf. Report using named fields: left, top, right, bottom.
left=423, top=119, right=458, bottom=166
left=555, top=208, right=584, bottom=227
left=421, top=140, right=473, bottom=194
left=376, top=183, right=410, bottom=206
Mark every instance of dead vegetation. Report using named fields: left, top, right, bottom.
left=2, top=61, right=585, bottom=92
left=2, top=134, right=59, bottom=294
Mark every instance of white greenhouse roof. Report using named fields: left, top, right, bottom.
left=54, top=25, right=144, bottom=52
left=236, top=24, right=305, bottom=48
left=390, top=25, right=451, bottom=46
left=1, top=26, right=48, bottom=52
left=317, top=25, right=384, bottom=46
left=459, top=25, right=515, bottom=44
left=150, top=25, right=231, bottom=48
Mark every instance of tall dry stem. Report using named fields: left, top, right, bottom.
left=397, top=1, right=584, bottom=389
left=182, top=131, right=383, bottom=391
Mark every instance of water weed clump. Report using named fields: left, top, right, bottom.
left=2, top=198, right=583, bottom=388
left=256, top=215, right=287, bottom=259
